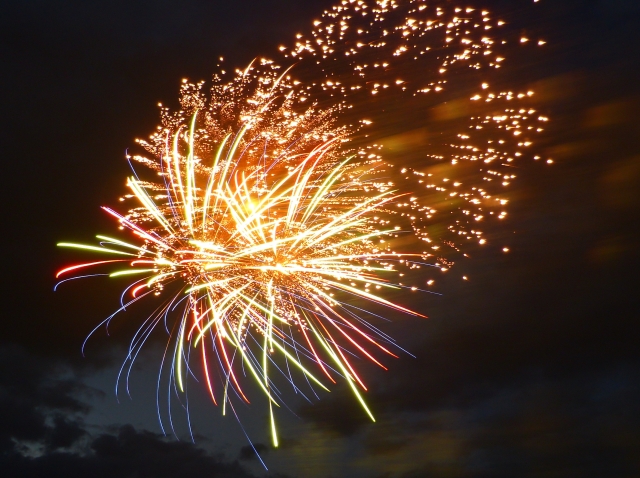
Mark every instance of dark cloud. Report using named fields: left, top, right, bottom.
left=297, top=388, right=372, bottom=437
left=386, top=365, right=640, bottom=478
left=315, top=364, right=639, bottom=478
left=45, top=415, right=88, bottom=452
left=0, top=345, right=264, bottom=477
left=0, top=345, right=92, bottom=454
left=2, top=425, right=258, bottom=478
left=239, top=442, right=269, bottom=461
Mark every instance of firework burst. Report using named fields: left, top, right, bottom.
left=57, top=64, right=431, bottom=446
left=57, top=0, right=549, bottom=450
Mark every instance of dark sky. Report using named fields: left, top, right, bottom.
left=1, top=0, right=639, bottom=477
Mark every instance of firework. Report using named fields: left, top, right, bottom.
left=56, top=0, right=549, bottom=448
left=57, top=64, right=432, bottom=446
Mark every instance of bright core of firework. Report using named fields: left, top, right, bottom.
left=57, top=66, right=429, bottom=446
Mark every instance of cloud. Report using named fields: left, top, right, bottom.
left=351, top=365, right=640, bottom=478
left=239, top=442, right=269, bottom=461
left=0, top=345, right=91, bottom=454
left=297, top=388, right=372, bottom=437
left=0, top=345, right=261, bottom=477
left=45, top=415, right=88, bottom=452
left=2, top=425, right=260, bottom=478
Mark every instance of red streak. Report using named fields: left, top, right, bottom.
left=299, top=316, right=336, bottom=383
left=56, top=260, right=127, bottom=278
left=131, top=284, right=148, bottom=297
left=313, top=310, right=368, bottom=391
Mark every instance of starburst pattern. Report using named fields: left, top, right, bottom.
left=57, top=66, right=431, bottom=446
left=56, top=0, right=549, bottom=448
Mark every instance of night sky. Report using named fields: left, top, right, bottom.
left=2, top=0, right=640, bottom=477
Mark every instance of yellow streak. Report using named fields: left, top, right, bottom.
left=302, top=311, right=375, bottom=422
left=202, top=133, right=232, bottom=231
left=96, top=235, right=150, bottom=253
left=109, top=268, right=156, bottom=277
left=127, top=178, right=177, bottom=236
left=57, top=243, right=138, bottom=256
left=185, top=112, right=198, bottom=233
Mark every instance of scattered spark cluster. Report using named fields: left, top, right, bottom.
left=279, top=0, right=551, bottom=257
left=57, top=0, right=549, bottom=447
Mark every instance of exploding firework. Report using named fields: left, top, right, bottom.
left=56, top=0, right=549, bottom=449
left=57, top=64, right=434, bottom=446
